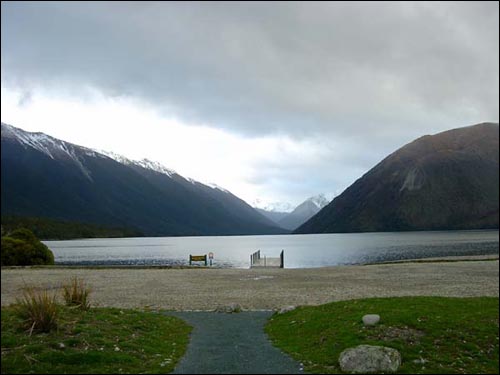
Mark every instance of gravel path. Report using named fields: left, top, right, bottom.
left=2, top=259, right=498, bottom=310
left=167, top=311, right=302, bottom=374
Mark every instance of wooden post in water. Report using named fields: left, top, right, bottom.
left=251, top=250, right=261, bottom=267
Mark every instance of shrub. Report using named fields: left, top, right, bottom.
left=1, top=237, right=27, bottom=266
left=1, top=229, right=54, bottom=266
left=14, top=287, right=59, bottom=334
left=62, top=277, right=92, bottom=310
left=8, top=228, right=39, bottom=243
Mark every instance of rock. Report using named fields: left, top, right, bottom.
left=339, top=344, right=401, bottom=373
left=278, top=306, right=296, bottom=314
left=412, top=357, right=428, bottom=365
left=362, top=314, right=380, bottom=326
left=215, top=303, right=242, bottom=313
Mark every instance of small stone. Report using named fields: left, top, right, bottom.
left=114, top=346, right=120, bottom=351
left=215, top=303, right=242, bottom=313
left=362, top=314, right=380, bottom=326
left=339, top=344, right=401, bottom=373
left=58, top=343, right=65, bottom=349
left=412, top=357, right=428, bottom=365
left=278, top=305, right=296, bottom=314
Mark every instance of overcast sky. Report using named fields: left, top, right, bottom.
left=1, top=1, right=498, bottom=209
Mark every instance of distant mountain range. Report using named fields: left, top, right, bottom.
left=255, top=194, right=330, bottom=231
left=252, top=199, right=295, bottom=213
left=4, top=122, right=496, bottom=237
left=254, top=208, right=289, bottom=224
left=296, top=122, right=499, bottom=233
left=1, top=123, right=286, bottom=236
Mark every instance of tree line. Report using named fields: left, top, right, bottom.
left=1, top=216, right=144, bottom=240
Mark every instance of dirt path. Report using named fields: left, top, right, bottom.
left=167, top=311, right=302, bottom=374
left=2, top=259, right=498, bottom=311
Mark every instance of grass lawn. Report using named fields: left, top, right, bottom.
left=266, top=297, right=499, bottom=374
left=1, top=306, right=192, bottom=374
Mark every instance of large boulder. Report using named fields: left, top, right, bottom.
left=339, top=344, right=401, bottom=373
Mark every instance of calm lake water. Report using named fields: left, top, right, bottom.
left=44, top=230, right=499, bottom=269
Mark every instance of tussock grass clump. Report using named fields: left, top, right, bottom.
left=62, top=277, right=92, bottom=310
left=14, top=287, right=59, bottom=334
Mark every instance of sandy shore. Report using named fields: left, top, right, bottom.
left=2, top=259, right=498, bottom=311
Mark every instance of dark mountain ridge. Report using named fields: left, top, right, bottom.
left=1, top=123, right=285, bottom=236
left=296, top=122, right=499, bottom=233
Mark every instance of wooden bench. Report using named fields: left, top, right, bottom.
left=189, top=254, right=207, bottom=266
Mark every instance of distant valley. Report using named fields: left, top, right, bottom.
left=255, top=194, right=330, bottom=231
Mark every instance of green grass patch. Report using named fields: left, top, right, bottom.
left=266, top=297, right=499, bottom=374
left=1, top=306, right=191, bottom=374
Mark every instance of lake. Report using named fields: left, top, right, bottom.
left=44, top=230, right=499, bottom=269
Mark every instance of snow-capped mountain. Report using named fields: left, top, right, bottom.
left=277, top=194, right=331, bottom=231
left=1, top=123, right=285, bottom=236
left=252, top=194, right=330, bottom=230
left=2, top=123, right=239, bottom=196
left=252, top=199, right=295, bottom=213
left=98, top=150, right=177, bottom=178
left=1, top=122, right=97, bottom=181
left=308, top=194, right=330, bottom=210
left=252, top=199, right=295, bottom=224
left=206, top=182, right=230, bottom=193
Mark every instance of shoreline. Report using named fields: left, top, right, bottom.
left=363, top=253, right=499, bottom=264
left=2, top=258, right=498, bottom=311
left=2, top=253, right=498, bottom=270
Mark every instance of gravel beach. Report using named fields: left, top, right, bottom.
left=2, top=258, right=498, bottom=311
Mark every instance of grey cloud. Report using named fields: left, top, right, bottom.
left=17, top=89, right=33, bottom=107
left=2, top=2, right=498, bottom=142
left=244, top=134, right=384, bottom=204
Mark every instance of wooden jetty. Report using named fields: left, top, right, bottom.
left=250, top=250, right=284, bottom=268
